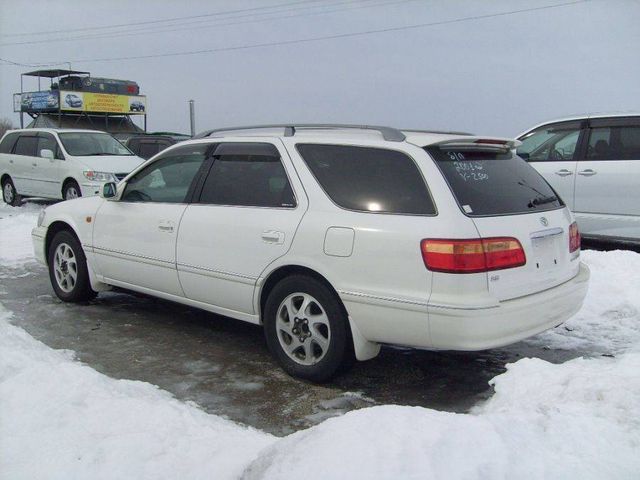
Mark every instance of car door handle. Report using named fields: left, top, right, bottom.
left=577, top=169, right=597, bottom=176
left=554, top=169, right=573, bottom=177
left=32, top=162, right=37, bottom=167
left=9, top=159, right=13, bottom=164
left=262, top=230, right=285, bottom=244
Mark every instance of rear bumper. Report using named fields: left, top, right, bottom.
left=428, top=262, right=590, bottom=350
left=341, top=262, right=589, bottom=353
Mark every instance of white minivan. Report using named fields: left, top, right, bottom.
left=0, top=128, right=145, bottom=205
left=32, top=124, right=589, bottom=381
left=517, top=113, right=640, bottom=244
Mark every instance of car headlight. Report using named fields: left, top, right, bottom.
left=37, top=209, right=46, bottom=227
left=83, top=171, right=116, bottom=182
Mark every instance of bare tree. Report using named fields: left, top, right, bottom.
left=0, top=118, right=14, bottom=138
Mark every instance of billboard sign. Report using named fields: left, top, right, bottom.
left=14, top=91, right=59, bottom=111
left=60, top=90, right=147, bottom=114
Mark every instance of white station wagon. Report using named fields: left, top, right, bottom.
left=0, top=128, right=144, bottom=205
left=31, top=124, right=590, bottom=381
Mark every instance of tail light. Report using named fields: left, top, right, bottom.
left=421, top=237, right=526, bottom=274
left=569, top=222, right=580, bottom=253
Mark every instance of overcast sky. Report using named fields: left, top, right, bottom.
left=1, top=0, right=639, bottom=137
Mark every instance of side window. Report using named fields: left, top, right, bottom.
left=138, top=142, right=161, bottom=159
left=37, top=133, right=63, bottom=159
left=13, top=135, right=39, bottom=157
left=198, top=143, right=296, bottom=208
left=0, top=132, right=20, bottom=154
left=296, top=144, right=435, bottom=215
left=122, top=145, right=208, bottom=203
left=587, top=126, right=640, bottom=160
left=517, top=127, right=580, bottom=161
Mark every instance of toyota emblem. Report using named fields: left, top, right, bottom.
left=540, top=217, right=549, bottom=226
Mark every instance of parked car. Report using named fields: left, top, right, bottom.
left=64, top=94, right=83, bottom=108
left=517, top=113, right=640, bottom=244
left=125, top=134, right=184, bottom=159
left=129, top=100, right=145, bottom=112
left=1, top=128, right=145, bottom=205
left=31, top=124, right=589, bottom=381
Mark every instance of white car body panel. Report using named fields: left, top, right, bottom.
left=32, top=127, right=590, bottom=362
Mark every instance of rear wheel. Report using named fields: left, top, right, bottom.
left=2, top=177, right=20, bottom=206
left=264, top=275, right=352, bottom=382
left=48, top=230, right=97, bottom=302
left=63, top=180, right=81, bottom=200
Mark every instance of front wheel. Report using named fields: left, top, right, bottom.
left=264, top=275, right=352, bottom=382
left=63, top=180, right=81, bottom=200
left=2, top=177, right=20, bottom=206
left=48, top=230, right=97, bottom=302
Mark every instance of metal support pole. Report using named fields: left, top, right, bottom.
left=189, top=100, right=196, bottom=137
left=20, top=74, right=24, bottom=128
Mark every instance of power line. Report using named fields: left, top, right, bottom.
left=0, top=0, right=326, bottom=37
left=0, top=0, right=406, bottom=47
left=0, top=0, right=589, bottom=67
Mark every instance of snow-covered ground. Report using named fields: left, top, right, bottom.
left=1, top=202, right=639, bottom=479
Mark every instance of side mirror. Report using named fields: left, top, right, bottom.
left=101, top=182, right=117, bottom=199
left=40, top=149, right=54, bottom=160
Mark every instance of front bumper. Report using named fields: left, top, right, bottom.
left=428, top=262, right=590, bottom=350
left=80, top=182, right=104, bottom=197
left=32, top=226, right=47, bottom=265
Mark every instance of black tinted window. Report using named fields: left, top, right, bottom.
left=517, top=126, right=581, bottom=161
left=587, top=126, right=640, bottom=160
left=427, top=148, right=564, bottom=216
left=122, top=145, right=207, bottom=203
left=13, top=135, right=38, bottom=156
left=297, top=144, right=435, bottom=215
left=199, top=143, right=295, bottom=208
left=0, top=132, right=19, bottom=154
left=138, top=142, right=161, bottom=159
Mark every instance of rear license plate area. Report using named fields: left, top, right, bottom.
left=531, top=229, right=563, bottom=272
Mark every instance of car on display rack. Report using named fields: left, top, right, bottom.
left=31, top=124, right=590, bottom=381
left=517, top=113, right=640, bottom=245
left=1, top=128, right=145, bottom=204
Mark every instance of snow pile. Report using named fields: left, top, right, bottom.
left=243, top=353, right=640, bottom=480
left=527, top=249, right=640, bottom=354
left=0, top=203, right=39, bottom=269
left=0, top=307, right=274, bottom=480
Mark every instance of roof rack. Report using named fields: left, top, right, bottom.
left=402, top=129, right=474, bottom=136
left=193, top=124, right=407, bottom=142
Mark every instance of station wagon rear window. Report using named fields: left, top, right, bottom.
left=297, top=144, right=435, bottom=215
left=426, top=147, right=564, bottom=216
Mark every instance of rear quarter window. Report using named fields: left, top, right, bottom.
left=296, top=144, right=436, bottom=215
left=426, top=147, right=564, bottom=217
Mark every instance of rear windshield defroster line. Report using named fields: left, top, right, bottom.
left=426, top=147, right=564, bottom=217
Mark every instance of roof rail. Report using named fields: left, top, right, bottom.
left=402, top=129, right=474, bottom=136
left=193, top=124, right=406, bottom=142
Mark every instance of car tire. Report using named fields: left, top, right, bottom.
left=48, top=230, right=97, bottom=302
left=2, top=177, right=20, bottom=206
left=264, top=275, right=353, bottom=382
left=63, top=180, right=81, bottom=200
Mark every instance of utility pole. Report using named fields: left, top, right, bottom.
left=189, top=100, right=196, bottom=137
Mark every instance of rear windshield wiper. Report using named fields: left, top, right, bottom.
left=528, top=195, right=558, bottom=208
